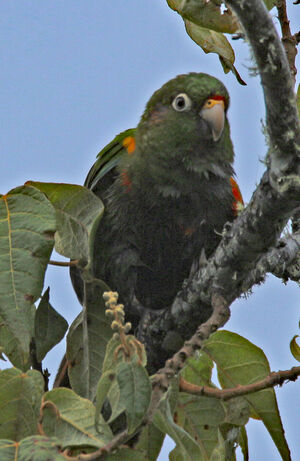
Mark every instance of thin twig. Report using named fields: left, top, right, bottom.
left=49, top=259, right=79, bottom=267
left=179, top=366, right=300, bottom=400
left=53, top=355, right=68, bottom=388
left=276, top=0, right=298, bottom=82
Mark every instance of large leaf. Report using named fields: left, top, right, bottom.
left=0, top=368, right=44, bottom=441
left=67, top=278, right=112, bottom=400
left=96, top=336, right=149, bottom=428
left=95, top=370, right=117, bottom=430
left=34, top=288, right=68, bottom=362
left=166, top=1, right=245, bottom=84
left=204, top=331, right=291, bottom=461
left=27, top=182, right=104, bottom=261
left=99, top=335, right=139, bottom=425
left=209, top=431, right=226, bottom=461
left=0, top=311, right=32, bottom=370
left=153, top=391, right=202, bottom=460
left=0, top=186, right=55, bottom=364
left=172, top=393, right=242, bottom=461
left=184, top=20, right=245, bottom=85
left=185, top=19, right=234, bottom=60
left=135, top=423, right=165, bottom=461
left=116, top=358, right=152, bottom=434
left=0, top=436, right=65, bottom=461
left=167, top=0, right=239, bottom=33
left=174, top=349, right=250, bottom=459
left=181, top=351, right=214, bottom=386
left=41, top=388, right=113, bottom=449
left=105, top=447, right=148, bottom=461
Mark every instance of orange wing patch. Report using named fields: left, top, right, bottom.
left=230, top=177, right=244, bottom=215
left=122, top=136, right=136, bottom=154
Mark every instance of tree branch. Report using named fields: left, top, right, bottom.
left=150, top=295, right=230, bottom=398
left=243, top=229, right=300, bottom=287
left=226, top=0, right=300, bottom=185
left=179, top=366, right=300, bottom=400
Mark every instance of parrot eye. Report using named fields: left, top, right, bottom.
left=172, top=93, right=192, bottom=112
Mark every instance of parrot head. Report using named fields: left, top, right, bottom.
left=113, top=73, right=235, bottom=198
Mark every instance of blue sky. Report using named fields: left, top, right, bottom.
left=0, top=1, right=299, bottom=460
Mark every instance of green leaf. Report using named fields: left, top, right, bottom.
left=0, top=346, right=5, bottom=361
left=167, top=0, right=239, bottom=34
left=27, top=182, right=104, bottom=261
left=209, top=430, right=226, bottom=461
left=204, top=331, right=291, bottom=461
left=181, top=351, right=214, bottom=386
left=185, top=19, right=234, bottom=60
left=172, top=389, right=247, bottom=460
left=263, top=0, right=276, bottom=10
left=20, top=436, right=66, bottom=461
left=0, top=368, right=44, bottom=441
left=41, top=388, right=113, bottom=449
left=153, top=391, right=202, bottom=461
left=105, top=446, right=148, bottom=461
left=290, top=335, right=300, bottom=362
left=0, top=186, right=56, bottom=364
left=34, top=288, right=68, bottom=362
left=0, top=439, right=16, bottom=461
left=0, top=312, right=32, bottom=370
left=100, top=335, right=129, bottom=424
left=0, top=436, right=65, bottom=461
left=135, top=422, right=165, bottom=461
left=173, top=393, right=227, bottom=460
left=219, top=56, right=246, bottom=86
left=102, top=335, right=123, bottom=373
left=116, top=359, right=152, bottom=434
left=0, top=436, right=66, bottom=461
left=95, top=370, right=116, bottom=430
left=67, top=278, right=113, bottom=400
left=102, top=333, right=147, bottom=375
left=239, top=426, right=249, bottom=461
left=184, top=20, right=245, bottom=85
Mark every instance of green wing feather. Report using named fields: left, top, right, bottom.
left=85, top=128, right=136, bottom=192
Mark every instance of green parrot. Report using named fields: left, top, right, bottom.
left=71, top=72, right=243, bottom=332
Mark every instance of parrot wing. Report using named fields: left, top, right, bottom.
left=230, top=176, right=244, bottom=214
left=85, top=128, right=136, bottom=194
left=70, top=128, right=136, bottom=305
left=85, top=127, right=243, bottom=210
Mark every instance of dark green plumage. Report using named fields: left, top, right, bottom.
left=71, top=73, right=240, bottom=327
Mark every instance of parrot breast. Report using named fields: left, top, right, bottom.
left=96, top=170, right=234, bottom=311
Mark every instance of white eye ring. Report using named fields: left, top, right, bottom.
left=172, top=93, right=192, bottom=112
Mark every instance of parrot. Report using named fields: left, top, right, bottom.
left=70, top=72, right=243, bottom=333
